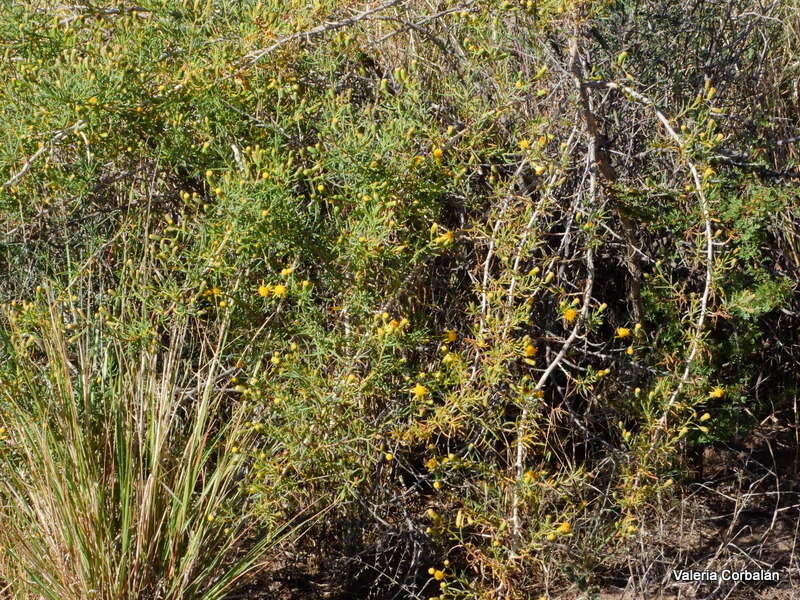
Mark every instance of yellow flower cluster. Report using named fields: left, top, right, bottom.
left=376, top=314, right=409, bottom=337
left=257, top=283, right=287, bottom=298
left=257, top=282, right=291, bottom=299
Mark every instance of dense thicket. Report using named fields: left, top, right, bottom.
left=1, top=1, right=798, bottom=598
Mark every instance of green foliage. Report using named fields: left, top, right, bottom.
left=1, top=0, right=798, bottom=597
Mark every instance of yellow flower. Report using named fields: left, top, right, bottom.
left=384, top=453, right=394, bottom=461
left=523, top=470, right=540, bottom=482
left=432, top=147, right=443, bottom=159
left=557, top=521, right=572, bottom=535
left=433, top=569, right=445, bottom=581
left=709, top=386, right=725, bottom=399
left=434, top=231, right=455, bottom=246
left=616, top=327, right=631, bottom=338
left=518, top=138, right=531, bottom=150
left=411, top=383, right=429, bottom=398
left=87, top=96, right=98, bottom=105
left=546, top=532, right=557, bottom=541
left=258, top=285, right=271, bottom=297
left=443, top=329, right=457, bottom=343
left=425, top=457, right=439, bottom=470
left=563, top=308, right=578, bottom=323
left=524, top=344, right=538, bottom=357
left=433, top=481, right=442, bottom=490
left=626, top=346, right=634, bottom=355
left=272, top=284, right=287, bottom=297
left=280, top=267, right=294, bottom=276
left=700, top=412, right=711, bottom=422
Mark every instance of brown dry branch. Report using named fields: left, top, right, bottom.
left=590, top=80, right=715, bottom=434
left=569, top=37, right=644, bottom=322
left=509, top=152, right=602, bottom=554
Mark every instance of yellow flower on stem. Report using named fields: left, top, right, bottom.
left=709, top=386, right=725, bottom=399
left=272, top=284, right=287, bottom=298
left=563, top=308, right=578, bottom=323
left=615, top=327, right=631, bottom=338
left=411, top=383, right=429, bottom=398
left=557, top=521, right=572, bottom=535
left=523, top=470, right=540, bottom=482
left=258, top=285, right=272, bottom=297
left=434, top=231, right=454, bottom=246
